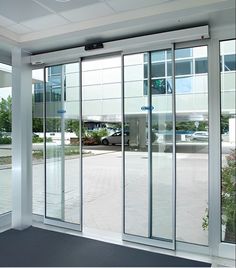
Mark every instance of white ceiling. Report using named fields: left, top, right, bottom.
left=0, top=0, right=171, bottom=35
left=0, top=0, right=235, bottom=55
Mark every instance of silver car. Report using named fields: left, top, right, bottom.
left=191, top=131, right=208, bottom=141
left=101, top=131, right=129, bottom=145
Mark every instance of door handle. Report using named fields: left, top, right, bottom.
left=57, top=109, right=66, bottom=114
left=141, top=106, right=154, bottom=111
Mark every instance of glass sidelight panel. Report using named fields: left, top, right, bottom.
left=0, top=63, right=12, bottom=216
left=45, top=62, right=81, bottom=227
left=220, top=39, right=236, bottom=244
left=123, top=49, right=174, bottom=247
left=32, top=69, right=44, bottom=216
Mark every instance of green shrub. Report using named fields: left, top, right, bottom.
left=221, top=149, right=236, bottom=242
left=32, top=136, right=44, bottom=143
left=32, top=136, right=52, bottom=143
left=202, top=149, right=236, bottom=243
left=90, top=129, right=108, bottom=144
left=84, top=128, right=108, bottom=145
left=0, top=136, right=11, bottom=144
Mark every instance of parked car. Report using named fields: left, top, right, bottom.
left=101, top=131, right=129, bottom=145
left=33, top=132, right=39, bottom=138
left=191, top=131, right=208, bottom=141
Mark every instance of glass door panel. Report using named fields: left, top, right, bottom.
left=44, top=62, right=81, bottom=229
left=151, top=50, right=174, bottom=242
left=124, top=53, right=149, bottom=237
left=123, top=49, right=175, bottom=249
left=175, top=46, right=209, bottom=245
left=81, top=55, right=122, bottom=234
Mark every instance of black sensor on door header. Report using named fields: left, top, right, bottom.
left=84, top=42, right=104, bottom=51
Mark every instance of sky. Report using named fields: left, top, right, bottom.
left=0, top=67, right=44, bottom=100
left=0, top=87, right=11, bottom=100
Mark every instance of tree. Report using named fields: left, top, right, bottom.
left=0, top=96, right=12, bottom=132
left=221, top=114, right=230, bottom=134
left=32, top=95, right=43, bottom=132
left=32, top=117, right=43, bottom=132
left=66, top=119, right=83, bottom=137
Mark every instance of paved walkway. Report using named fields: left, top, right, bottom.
left=0, top=149, right=209, bottom=245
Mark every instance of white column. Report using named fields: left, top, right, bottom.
left=11, top=47, right=32, bottom=230
left=129, top=119, right=139, bottom=146
left=138, top=117, right=146, bottom=149
left=229, top=117, right=235, bottom=143
left=208, top=38, right=221, bottom=257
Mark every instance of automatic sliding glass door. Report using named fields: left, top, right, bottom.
left=123, top=49, right=175, bottom=249
left=44, top=62, right=82, bottom=230
left=151, top=50, right=174, bottom=243
left=123, top=53, right=149, bottom=238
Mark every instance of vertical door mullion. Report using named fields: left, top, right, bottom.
left=171, top=43, right=176, bottom=250
left=43, top=67, right=47, bottom=220
left=79, top=59, right=83, bottom=232
left=61, top=65, right=65, bottom=221
left=121, top=54, right=125, bottom=235
left=148, top=52, right=152, bottom=238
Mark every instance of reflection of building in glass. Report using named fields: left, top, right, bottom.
left=220, top=40, right=236, bottom=143
left=143, top=48, right=208, bottom=95
left=34, top=65, right=63, bottom=103
left=34, top=82, right=44, bottom=102
left=33, top=45, right=235, bottom=143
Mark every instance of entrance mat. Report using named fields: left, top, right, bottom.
left=0, top=227, right=211, bottom=267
